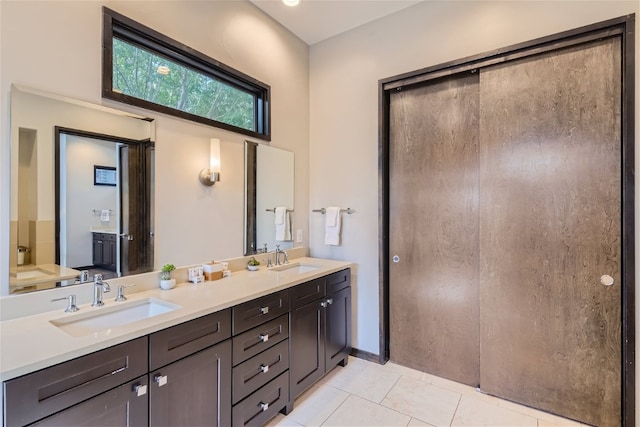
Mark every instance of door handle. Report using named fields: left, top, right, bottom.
left=392, top=255, right=400, bottom=263
left=600, top=275, right=615, bottom=286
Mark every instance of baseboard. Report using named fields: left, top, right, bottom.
left=350, top=347, right=384, bottom=364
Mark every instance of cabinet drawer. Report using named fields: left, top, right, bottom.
left=290, top=277, right=325, bottom=310
left=32, top=375, right=149, bottom=427
left=93, top=232, right=116, bottom=242
left=233, top=290, right=289, bottom=335
left=233, top=314, right=289, bottom=366
left=232, top=339, right=289, bottom=404
left=150, top=309, right=231, bottom=370
left=232, top=371, right=289, bottom=427
left=4, top=337, right=148, bottom=427
left=326, top=268, right=351, bottom=294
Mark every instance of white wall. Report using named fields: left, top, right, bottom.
left=0, top=1, right=309, bottom=294
left=309, top=0, right=639, bottom=364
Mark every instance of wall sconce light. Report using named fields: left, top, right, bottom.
left=199, top=138, right=220, bottom=186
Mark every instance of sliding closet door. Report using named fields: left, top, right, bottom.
left=389, top=74, right=480, bottom=386
left=479, top=37, right=621, bottom=426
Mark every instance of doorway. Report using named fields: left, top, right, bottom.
left=379, top=15, right=635, bottom=426
left=54, top=127, right=154, bottom=281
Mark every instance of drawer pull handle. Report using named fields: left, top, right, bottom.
left=260, top=306, right=269, bottom=315
left=133, top=383, right=147, bottom=397
left=260, top=402, right=269, bottom=412
left=260, top=333, right=269, bottom=342
left=260, top=364, right=270, bottom=373
left=154, top=374, right=168, bottom=387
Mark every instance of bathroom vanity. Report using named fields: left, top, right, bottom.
left=1, top=258, right=352, bottom=427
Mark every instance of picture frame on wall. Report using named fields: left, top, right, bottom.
left=94, top=165, right=117, bottom=186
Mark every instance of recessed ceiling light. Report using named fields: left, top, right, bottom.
left=283, top=0, right=300, bottom=6
left=157, top=65, right=170, bottom=75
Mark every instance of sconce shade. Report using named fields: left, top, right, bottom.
left=200, top=138, right=220, bottom=186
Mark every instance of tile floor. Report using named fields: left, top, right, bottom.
left=267, top=357, right=590, bottom=427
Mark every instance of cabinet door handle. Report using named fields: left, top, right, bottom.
left=260, top=333, right=269, bottom=342
left=154, top=374, right=168, bottom=387
left=260, top=306, right=269, bottom=315
left=326, top=298, right=333, bottom=305
left=133, top=383, right=147, bottom=397
left=260, top=364, right=270, bottom=373
left=260, top=402, right=269, bottom=412
left=320, top=301, right=328, bottom=308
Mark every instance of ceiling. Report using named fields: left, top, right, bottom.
left=249, top=0, right=423, bottom=45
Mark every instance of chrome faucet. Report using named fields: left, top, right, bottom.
left=274, top=245, right=289, bottom=266
left=92, top=274, right=111, bottom=307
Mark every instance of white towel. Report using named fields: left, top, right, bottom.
left=100, top=209, right=110, bottom=221
left=324, top=207, right=341, bottom=246
left=275, top=207, right=292, bottom=241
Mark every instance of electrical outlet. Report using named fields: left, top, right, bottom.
left=296, top=229, right=303, bottom=243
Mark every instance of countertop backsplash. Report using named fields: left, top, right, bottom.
left=0, top=247, right=308, bottom=322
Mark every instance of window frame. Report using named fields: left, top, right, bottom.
left=102, top=7, right=271, bottom=141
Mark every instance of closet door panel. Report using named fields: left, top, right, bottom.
left=389, top=73, right=480, bottom=386
left=479, top=37, right=621, bottom=426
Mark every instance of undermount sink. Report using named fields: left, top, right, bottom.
left=50, top=298, right=181, bottom=337
left=269, top=262, right=320, bottom=274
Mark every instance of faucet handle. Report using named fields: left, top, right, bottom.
left=115, top=284, right=136, bottom=302
left=52, top=295, right=79, bottom=313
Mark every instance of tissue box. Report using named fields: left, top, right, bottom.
left=205, top=271, right=224, bottom=281
left=203, top=262, right=224, bottom=281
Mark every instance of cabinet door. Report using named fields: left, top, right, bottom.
left=150, top=340, right=231, bottom=427
left=326, top=286, right=351, bottom=371
left=92, top=235, right=104, bottom=266
left=289, top=300, right=325, bottom=399
left=32, top=376, right=148, bottom=427
left=104, top=238, right=116, bottom=271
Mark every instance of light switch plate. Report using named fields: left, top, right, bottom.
left=296, top=229, right=303, bottom=243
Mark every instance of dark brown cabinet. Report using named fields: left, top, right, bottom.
left=231, top=294, right=291, bottom=426
left=149, top=341, right=231, bottom=427
left=3, top=267, right=351, bottom=427
left=92, top=232, right=116, bottom=271
left=290, top=269, right=351, bottom=399
left=148, top=309, right=232, bottom=427
left=3, top=337, right=148, bottom=427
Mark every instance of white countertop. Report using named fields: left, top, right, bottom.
left=0, top=257, right=352, bottom=382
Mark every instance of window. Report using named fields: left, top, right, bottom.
left=102, top=7, right=270, bottom=140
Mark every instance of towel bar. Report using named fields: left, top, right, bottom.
left=312, top=208, right=354, bottom=215
left=265, top=208, right=294, bottom=212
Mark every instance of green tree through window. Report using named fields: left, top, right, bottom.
left=103, top=7, right=270, bottom=140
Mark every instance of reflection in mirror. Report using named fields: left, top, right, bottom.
left=244, top=141, right=294, bottom=255
left=9, top=86, right=154, bottom=294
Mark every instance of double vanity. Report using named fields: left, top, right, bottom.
left=1, top=257, right=352, bottom=426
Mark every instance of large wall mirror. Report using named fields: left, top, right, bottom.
left=9, top=85, right=155, bottom=294
left=244, top=141, right=294, bottom=255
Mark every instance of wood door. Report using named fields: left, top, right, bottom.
left=478, top=37, right=621, bottom=426
left=389, top=73, right=480, bottom=386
